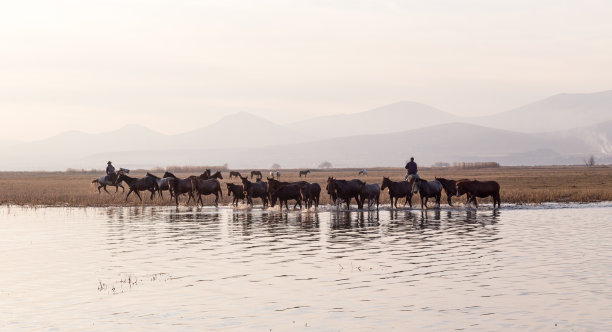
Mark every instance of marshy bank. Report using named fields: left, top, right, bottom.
left=0, top=166, right=610, bottom=207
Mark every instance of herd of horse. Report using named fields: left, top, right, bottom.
left=92, top=169, right=501, bottom=210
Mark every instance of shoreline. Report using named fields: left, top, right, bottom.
left=0, top=166, right=610, bottom=207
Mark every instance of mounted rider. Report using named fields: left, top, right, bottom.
left=404, top=157, right=419, bottom=187
left=106, top=161, right=117, bottom=183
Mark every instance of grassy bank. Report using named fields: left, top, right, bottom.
left=0, top=166, right=610, bottom=207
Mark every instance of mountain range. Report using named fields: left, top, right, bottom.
left=2, top=90, right=612, bottom=170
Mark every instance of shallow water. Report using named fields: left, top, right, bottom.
left=1, top=204, right=611, bottom=331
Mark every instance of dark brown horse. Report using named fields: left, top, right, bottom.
left=116, top=173, right=159, bottom=202
left=226, top=183, right=245, bottom=206
left=326, top=177, right=364, bottom=209
left=241, top=176, right=269, bottom=207
left=457, top=180, right=501, bottom=208
left=300, top=182, right=321, bottom=209
left=229, top=171, right=242, bottom=179
left=299, top=170, right=310, bottom=177
left=190, top=177, right=223, bottom=207
left=267, top=178, right=307, bottom=199
left=381, top=177, right=412, bottom=208
left=250, top=170, right=262, bottom=179
left=270, top=184, right=302, bottom=211
left=164, top=171, right=197, bottom=206
left=434, top=177, right=464, bottom=206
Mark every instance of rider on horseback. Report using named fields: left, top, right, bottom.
left=404, top=157, right=419, bottom=186
left=106, top=161, right=117, bottom=183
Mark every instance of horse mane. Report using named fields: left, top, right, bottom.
left=146, top=172, right=160, bottom=179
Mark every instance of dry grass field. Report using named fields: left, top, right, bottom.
left=0, top=166, right=610, bottom=207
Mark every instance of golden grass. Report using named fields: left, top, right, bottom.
left=0, top=166, right=610, bottom=207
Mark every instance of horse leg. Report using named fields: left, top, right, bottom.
left=214, top=193, right=219, bottom=207
left=125, top=189, right=133, bottom=201
left=447, top=194, right=453, bottom=206
left=119, top=184, right=125, bottom=193
left=97, top=185, right=103, bottom=194
left=134, top=190, right=142, bottom=202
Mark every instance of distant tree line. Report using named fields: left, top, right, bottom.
left=432, top=162, right=500, bottom=169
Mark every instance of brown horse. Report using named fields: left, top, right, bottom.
left=299, top=170, right=310, bottom=177
left=250, top=170, right=263, bottom=179
left=457, top=180, right=501, bottom=208
left=190, top=177, right=223, bottom=207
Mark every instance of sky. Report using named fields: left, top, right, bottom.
left=1, top=0, right=611, bottom=141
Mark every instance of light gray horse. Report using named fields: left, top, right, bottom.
left=91, top=173, right=124, bottom=194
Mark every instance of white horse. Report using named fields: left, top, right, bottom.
left=358, top=169, right=368, bottom=176
left=92, top=173, right=124, bottom=194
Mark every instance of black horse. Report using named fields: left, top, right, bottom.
left=191, top=177, right=223, bottom=207
left=250, top=170, right=263, bottom=179
left=241, top=176, right=269, bottom=207
left=199, top=170, right=223, bottom=180
left=381, top=177, right=413, bottom=208
left=229, top=171, right=242, bottom=179
left=116, top=173, right=159, bottom=202
left=300, top=182, right=321, bottom=209
left=360, top=183, right=380, bottom=210
left=326, top=177, right=364, bottom=209
left=164, top=171, right=197, bottom=206
left=227, top=183, right=245, bottom=206
left=270, top=184, right=302, bottom=211
left=413, top=178, right=442, bottom=209
left=299, top=170, right=310, bottom=178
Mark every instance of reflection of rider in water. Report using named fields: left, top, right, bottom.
left=106, top=161, right=116, bottom=182
left=404, top=157, right=419, bottom=186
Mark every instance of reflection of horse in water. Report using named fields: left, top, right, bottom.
left=92, top=172, right=125, bottom=194
left=358, top=169, right=368, bottom=176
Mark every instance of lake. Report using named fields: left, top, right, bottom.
left=1, top=204, right=611, bottom=331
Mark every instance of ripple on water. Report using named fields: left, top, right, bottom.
left=0, top=205, right=610, bottom=331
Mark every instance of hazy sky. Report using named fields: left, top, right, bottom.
left=1, top=0, right=611, bottom=141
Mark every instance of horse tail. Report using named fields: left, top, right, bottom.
left=91, top=179, right=98, bottom=184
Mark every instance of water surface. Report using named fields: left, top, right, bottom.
left=1, top=205, right=611, bottom=331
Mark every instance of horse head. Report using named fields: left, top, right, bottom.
left=163, top=171, right=176, bottom=178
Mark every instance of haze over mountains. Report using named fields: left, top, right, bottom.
left=2, top=90, right=612, bottom=171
